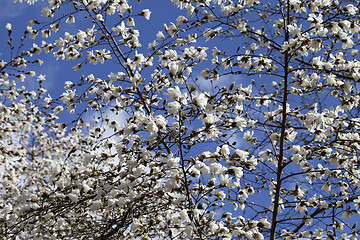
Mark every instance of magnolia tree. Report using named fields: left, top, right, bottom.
left=1, top=0, right=360, bottom=239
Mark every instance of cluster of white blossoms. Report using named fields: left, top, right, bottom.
left=2, top=0, right=360, bottom=239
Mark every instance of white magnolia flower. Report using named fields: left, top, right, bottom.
left=131, top=219, right=142, bottom=232
left=166, top=155, right=180, bottom=168
left=216, top=190, right=226, bottom=200
left=202, top=113, right=219, bottom=125
left=345, top=4, right=358, bottom=15
left=141, top=9, right=151, bottom=20
left=341, top=210, right=351, bottom=220
left=291, top=154, right=302, bottom=164
left=112, top=22, right=127, bottom=36
left=96, top=14, right=104, bottom=21
left=155, top=115, right=167, bottom=129
left=194, top=92, right=208, bottom=109
left=230, top=167, right=243, bottom=179
left=66, top=14, right=75, bottom=23
left=127, top=17, right=135, bottom=26
left=156, top=31, right=165, bottom=40
left=321, top=181, right=331, bottom=193
left=201, top=68, right=210, bottom=79
left=180, top=209, right=190, bottom=222
left=220, top=174, right=232, bottom=186
left=5, top=23, right=12, bottom=32
left=67, top=189, right=79, bottom=203
left=168, top=62, right=178, bottom=76
left=220, top=145, right=230, bottom=157
left=304, top=216, right=313, bottom=226
left=320, top=200, right=328, bottom=209
left=234, top=116, right=247, bottom=130
left=90, top=200, right=102, bottom=211
left=146, top=121, right=158, bottom=133
left=41, top=7, right=52, bottom=17
left=165, top=86, right=181, bottom=100
left=167, top=101, right=181, bottom=115
left=342, top=82, right=352, bottom=95
left=209, top=163, right=223, bottom=174
left=233, top=149, right=249, bottom=159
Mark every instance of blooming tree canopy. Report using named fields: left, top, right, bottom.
left=1, top=0, right=360, bottom=239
